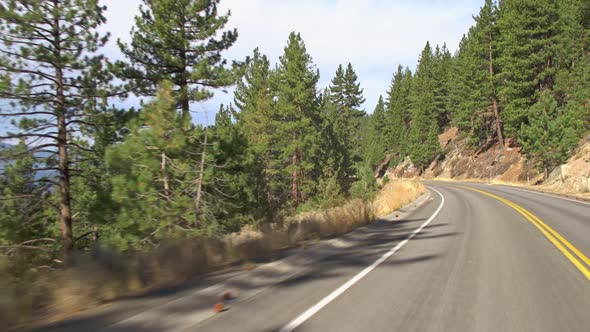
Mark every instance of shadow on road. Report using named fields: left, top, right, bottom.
left=37, top=216, right=455, bottom=332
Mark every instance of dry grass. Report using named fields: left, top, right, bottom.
left=2, top=180, right=426, bottom=329
left=372, top=181, right=427, bottom=217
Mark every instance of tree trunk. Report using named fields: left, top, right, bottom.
left=292, top=132, right=298, bottom=208
left=544, top=164, right=549, bottom=181
left=180, top=88, right=190, bottom=129
left=194, top=127, right=207, bottom=223
left=57, top=110, right=73, bottom=258
left=262, top=157, right=274, bottom=211
left=160, top=151, right=170, bottom=196
left=179, top=12, right=191, bottom=126
left=488, top=38, right=505, bottom=151
left=54, top=1, right=74, bottom=259
left=491, top=98, right=504, bottom=150
left=299, top=150, right=305, bottom=203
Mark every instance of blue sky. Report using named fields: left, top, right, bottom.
left=1, top=0, right=483, bottom=135
left=101, top=0, right=484, bottom=124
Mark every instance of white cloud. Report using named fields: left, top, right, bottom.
left=100, top=0, right=482, bottom=118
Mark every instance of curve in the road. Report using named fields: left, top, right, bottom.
left=279, top=188, right=446, bottom=332
left=462, top=186, right=590, bottom=280
left=498, top=185, right=590, bottom=206
left=38, top=182, right=590, bottom=332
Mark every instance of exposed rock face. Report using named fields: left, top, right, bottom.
left=389, top=127, right=539, bottom=182
left=389, top=156, right=421, bottom=179
left=386, top=128, right=590, bottom=195
left=543, top=140, right=590, bottom=194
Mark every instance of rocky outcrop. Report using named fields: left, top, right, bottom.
left=387, top=127, right=590, bottom=195
left=543, top=140, right=590, bottom=194
left=389, top=127, right=540, bottom=183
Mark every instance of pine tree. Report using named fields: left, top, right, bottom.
left=449, top=33, right=479, bottom=134
left=519, top=91, right=582, bottom=179
left=385, top=66, right=412, bottom=157
left=275, top=32, right=321, bottom=208
left=326, top=65, right=350, bottom=194
left=208, top=105, right=254, bottom=231
left=233, top=48, right=285, bottom=211
left=497, top=0, right=559, bottom=136
left=408, top=42, right=439, bottom=171
left=451, top=0, right=505, bottom=148
left=474, top=0, right=505, bottom=149
left=343, top=63, right=367, bottom=163
left=106, top=82, right=199, bottom=248
left=0, top=0, right=115, bottom=256
left=0, top=141, right=55, bottom=247
left=328, top=62, right=366, bottom=194
left=371, top=95, right=386, bottom=136
left=317, top=88, right=344, bottom=204
left=432, top=44, right=453, bottom=128
left=424, top=121, right=443, bottom=164
left=553, top=0, right=590, bottom=131
left=117, top=0, right=238, bottom=123
left=362, top=96, right=387, bottom=170
left=329, top=65, right=346, bottom=109
left=343, top=63, right=367, bottom=120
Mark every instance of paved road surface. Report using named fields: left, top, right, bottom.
left=39, top=182, right=590, bottom=332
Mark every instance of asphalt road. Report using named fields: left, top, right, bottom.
left=39, top=182, right=590, bottom=332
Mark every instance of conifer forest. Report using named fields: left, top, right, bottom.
left=0, top=0, right=588, bottom=268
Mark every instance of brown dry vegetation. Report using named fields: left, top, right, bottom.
left=1, top=181, right=426, bottom=329
left=372, top=181, right=427, bottom=217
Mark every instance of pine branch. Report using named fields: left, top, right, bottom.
left=0, top=133, right=58, bottom=140
left=0, top=245, right=51, bottom=252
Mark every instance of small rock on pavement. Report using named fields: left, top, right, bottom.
left=213, top=302, right=225, bottom=313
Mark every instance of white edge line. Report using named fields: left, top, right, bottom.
left=279, top=187, right=446, bottom=332
left=497, top=185, right=590, bottom=206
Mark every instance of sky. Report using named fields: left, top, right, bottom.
left=100, top=0, right=484, bottom=124
left=1, top=0, right=483, bottom=135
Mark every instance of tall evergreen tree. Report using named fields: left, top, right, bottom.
left=275, top=32, right=321, bottom=208
left=474, top=0, right=505, bottom=149
left=408, top=42, right=439, bottom=171
left=343, top=63, right=367, bottom=162
left=117, top=0, right=238, bottom=123
left=0, top=0, right=115, bottom=256
left=106, top=82, right=197, bottom=248
left=318, top=87, right=345, bottom=201
left=208, top=105, right=254, bottom=231
left=0, top=141, right=55, bottom=247
left=329, top=64, right=346, bottom=109
left=497, top=0, right=559, bottom=136
left=452, top=0, right=505, bottom=148
left=233, top=48, right=281, bottom=211
left=519, top=91, right=582, bottom=179
left=432, top=44, right=453, bottom=128
left=553, top=0, right=590, bottom=130
left=343, top=63, right=367, bottom=120
left=328, top=62, right=366, bottom=194
left=385, top=66, right=412, bottom=157
left=449, top=33, right=479, bottom=133
left=362, top=96, right=387, bottom=170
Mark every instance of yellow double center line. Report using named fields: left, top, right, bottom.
left=462, top=186, right=590, bottom=280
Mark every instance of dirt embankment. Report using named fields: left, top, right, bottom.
left=387, top=127, right=590, bottom=198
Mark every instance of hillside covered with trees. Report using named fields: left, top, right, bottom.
left=0, top=0, right=589, bottom=263
left=376, top=0, right=590, bottom=180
